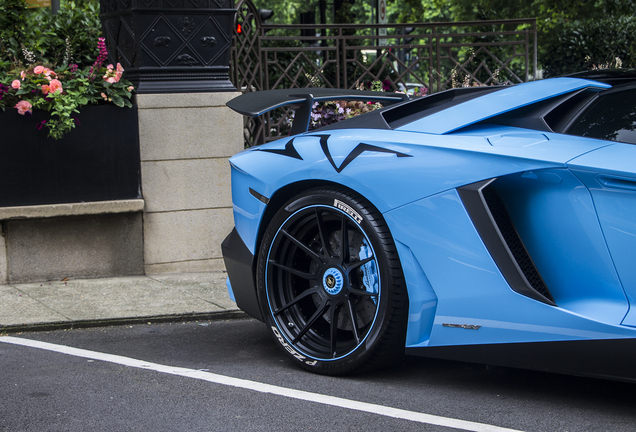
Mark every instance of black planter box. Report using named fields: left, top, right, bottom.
left=0, top=104, right=142, bottom=207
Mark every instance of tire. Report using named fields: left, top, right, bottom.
left=256, top=186, right=408, bottom=375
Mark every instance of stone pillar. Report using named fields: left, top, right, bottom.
left=137, top=92, right=243, bottom=274
left=0, top=228, right=7, bottom=284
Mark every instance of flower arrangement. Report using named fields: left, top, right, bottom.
left=308, top=79, right=428, bottom=131
left=586, top=55, right=623, bottom=70
left=309, top=99, right=384, bottom=130
left=0, top=37, right=134, bottom=140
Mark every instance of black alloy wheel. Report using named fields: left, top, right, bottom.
left=257, top=187, right=408, bottom=375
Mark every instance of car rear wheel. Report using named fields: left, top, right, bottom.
left=256, top=187, right=408, bottom=375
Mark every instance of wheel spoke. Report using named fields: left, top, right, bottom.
left=292, top=298, right=330, bottom=344
left=346, top=256, right=374, bottom=271
left=348, top=287, right=378, bottom=297
left=273, top=287, right=321, bottom=315
left=281, top=228, right=323, bottom=264
left=340, top=215, right=350, bottom=262
left=329, top=301, right=343, bottom=358
left=314, top=208, right=333, bottom=259
left=347, top=298, right=361, bottom=344
left=268, top=259, right=317, bottom=280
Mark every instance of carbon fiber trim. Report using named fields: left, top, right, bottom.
left=458, top=179, right=555, bottom=306
left=407, top=338, right=636, bottom=382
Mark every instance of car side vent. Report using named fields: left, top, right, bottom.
left=481, top=186, right=555, bottom=303
left=458, top=180, right=556, bottom=306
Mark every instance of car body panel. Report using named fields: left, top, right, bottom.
left=568, top=144, right=636, bottom=327
left=492, top=168, right=628, bottom=324
left=396, top=78, right=610, bottom=134
left=230, top=128, right=610, bottom=255
left=223, top=74, right=636, bottom=380
left=385, top=188, right=634, bottom=349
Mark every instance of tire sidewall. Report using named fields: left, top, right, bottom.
left=256, top=187, right=396, bottom=373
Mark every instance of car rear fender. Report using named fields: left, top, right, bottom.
left=228, top=132, right=567, bottom=255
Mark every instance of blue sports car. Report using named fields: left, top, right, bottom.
left=222, top=70, right=636, bottom=380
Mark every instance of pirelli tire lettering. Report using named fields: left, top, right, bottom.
left=334, top=198, right=363, bottom=224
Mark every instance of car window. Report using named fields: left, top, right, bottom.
left=567, top=88, right=636, bottom=145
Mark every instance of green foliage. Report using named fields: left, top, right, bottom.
left=428, top=0, right=636, bottom=75
left=0, top=0, right=29, bottom=67
left=391, top=0, right=451, bottom=23
left=542, top=15, right=636, bottom=77
left=34, top=0, right=102, bottom=68
left=251, top=0, right=372, bottom=25
left=0, top=0, right=102, bottom=69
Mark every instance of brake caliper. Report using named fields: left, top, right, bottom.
left=359, top=240, right=378, bottom=303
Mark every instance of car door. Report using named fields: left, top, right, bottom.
left=566, top=84, right=636, bottom=327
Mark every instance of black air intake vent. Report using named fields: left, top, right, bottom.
left=458, top=179, right=556, bottom=306
left=481, top=186, right=554, bottom=303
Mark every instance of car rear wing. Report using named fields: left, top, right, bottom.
left=226, top=88, right=410, bottom=135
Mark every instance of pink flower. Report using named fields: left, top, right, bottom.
left=11, top=80, right=21, bottom=89
left=41, top=84, right=50, bottom=95
left=101, top=92, right=108, bottom=100
left=89, top=38, right=108, bottom=80
left=127, top=86, right=134, bottom=92
left=15, top=100, right=32, bottom=115
left=48, top=79, right=63, bottom=94
left=103, top=63, right=124, bottom=83
left=42, top=68, right=55, bottom=77
left=116, top=63, right=124, bottom=81
left=20, top=71, right=26, bottom=80
left=33, top=65, right=44, bottom=74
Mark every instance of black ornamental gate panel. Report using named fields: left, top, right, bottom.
left=101, top=0, right=237, bottom=93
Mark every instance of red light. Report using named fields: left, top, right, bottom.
left=237, top=23, right=242, bottom=34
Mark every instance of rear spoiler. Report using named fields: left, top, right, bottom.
left=226, top=88, right=410, bottom=135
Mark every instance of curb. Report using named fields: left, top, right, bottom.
left=0, top=310, right=251, bottom=334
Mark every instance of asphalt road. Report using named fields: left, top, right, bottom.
left=2, top=318, right=635, bottom=431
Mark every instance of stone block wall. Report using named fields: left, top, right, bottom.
left=137, top=92, right=243, bottom=275
left=0, top=200, right=145, bottom=284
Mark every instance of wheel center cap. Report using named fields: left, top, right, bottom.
left=323, top=268, right=344, bottom=295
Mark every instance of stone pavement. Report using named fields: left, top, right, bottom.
left=0, top=272, right=247, bottom=333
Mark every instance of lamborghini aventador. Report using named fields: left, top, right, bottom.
left=222, top=70, right=636, bottom=381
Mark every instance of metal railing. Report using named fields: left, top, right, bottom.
left=231, top=0, right=537, bottom=145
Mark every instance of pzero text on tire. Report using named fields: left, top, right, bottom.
left=256, top=186, right=408, bottom=375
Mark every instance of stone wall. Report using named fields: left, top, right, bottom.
left=0, top=200, right=145, bottom=284
left=137, top=92, right=243, bottom=275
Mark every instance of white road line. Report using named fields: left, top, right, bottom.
left=1, top=336, right=523, bottom=432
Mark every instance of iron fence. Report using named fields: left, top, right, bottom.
left=231, top=0, right=537, bottom=145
